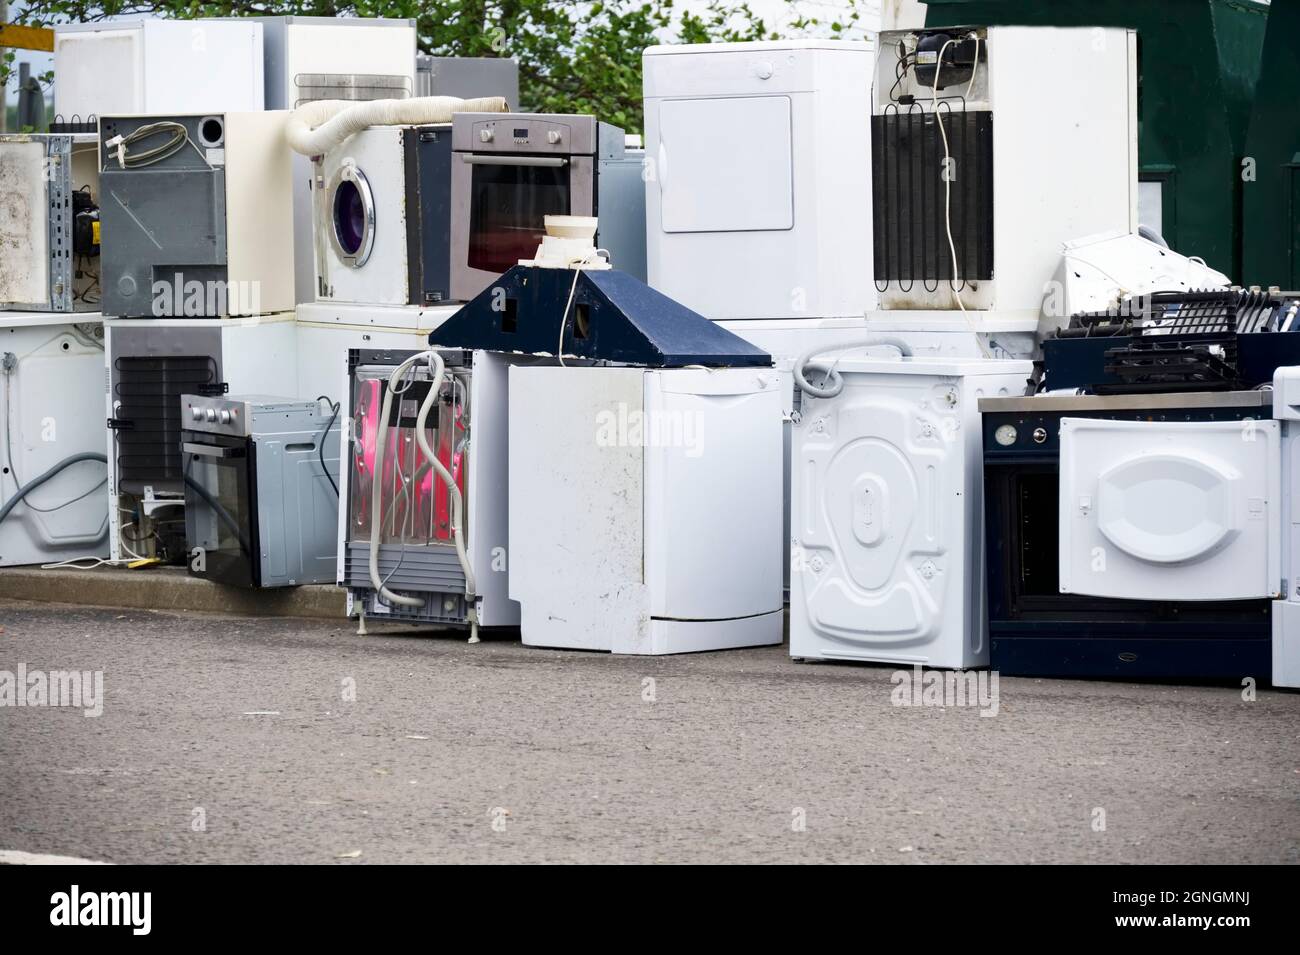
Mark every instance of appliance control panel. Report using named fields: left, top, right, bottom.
left=453, top=112, right=598, bottom=155
left=181, top=394, right=320, bottom=439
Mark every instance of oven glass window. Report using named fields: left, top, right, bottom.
left=468, top=162, right=570, bottom=273
left=185, top=441, right=255, bottom=586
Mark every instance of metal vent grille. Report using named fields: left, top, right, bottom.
left=292, top=73, right=412, bottom=107
left=871, top=108, right=994, bottom=290
left=113, top=356, right=217, bottom=490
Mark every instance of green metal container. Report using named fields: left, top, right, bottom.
left=1241, top=0, right=1300, bottom=288
left=921, top=0, right=1269, bottom=282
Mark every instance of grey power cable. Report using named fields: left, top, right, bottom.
left=0, top=452, right=108, bottom=529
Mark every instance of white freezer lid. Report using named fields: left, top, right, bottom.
left=829, top=357, right=1035, bottom=377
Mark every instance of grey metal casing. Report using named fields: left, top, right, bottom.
left=183, top=394, right=340, bottom=588
left=417, top=55, right=519, bottom=107
left=596, top=149, right=647, bottom=282
left=99, top=115, right=228, bottom=319
left=247, top=398, right=340, bottom=588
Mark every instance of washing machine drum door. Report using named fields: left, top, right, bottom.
left=329, top=165, right=376, bottom=268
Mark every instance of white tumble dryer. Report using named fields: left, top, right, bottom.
left=790, top=356, right=1032, bottom=668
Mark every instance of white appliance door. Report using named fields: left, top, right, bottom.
left=1058, top=417, right=1281, bottom=601
left=643, top=369, right=783, bottom=621
left=656, top=96, right=793, bottom=233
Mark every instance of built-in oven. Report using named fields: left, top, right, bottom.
left=450, top=112, right=627, bottom=301
left=181, top=394, right=340, bottom=589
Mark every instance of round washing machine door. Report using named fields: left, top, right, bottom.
left=328, top=163, right=376, bottom=268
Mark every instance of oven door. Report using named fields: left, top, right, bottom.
left=182, top=432, right=259, bottom=588
left=1058, top=417, right=1282, bottom=601
left=451, top=153, right=592, bottom=301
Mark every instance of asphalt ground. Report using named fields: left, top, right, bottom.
left=1, top=598, right=1296, bottom=864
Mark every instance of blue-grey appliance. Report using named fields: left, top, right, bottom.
left=181, top=394, right=340, bottom=588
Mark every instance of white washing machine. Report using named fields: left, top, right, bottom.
left=509, top=365, right=785, bottom=654
left=790, top=356, right=1032, bottom=668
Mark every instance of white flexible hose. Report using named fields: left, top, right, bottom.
left=412, top=354, right=476, bottom=602
left=366, top=350, right=478, bottom=620
left=287, top=96, right=509, bottom=156
left=793, top=337, right=915, bottom=400
left=368, top=352, right=428, bottom=607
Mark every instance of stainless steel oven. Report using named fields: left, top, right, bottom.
left=451, top=112, right=627, bottom=301
left=181, top=394, right=340, bottom=589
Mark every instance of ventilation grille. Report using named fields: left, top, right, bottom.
left=292, top=74, right=412, bottom=107
left=114, top=356, right=218, bottom=490
left=872, top=108, right=994, bottom=290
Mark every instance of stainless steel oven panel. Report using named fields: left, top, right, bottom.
left=450, top=154, right=593, bottom=302
left=452, top=113, right=598, bottom=154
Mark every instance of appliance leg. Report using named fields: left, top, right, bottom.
left=357, top=610, right=368, bottom=636
left=468, top=606, right=480, bottom=644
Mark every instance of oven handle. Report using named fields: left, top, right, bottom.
left=183, top=441, right=243, bottom=459
left=460, top=154, right=569, bottom=168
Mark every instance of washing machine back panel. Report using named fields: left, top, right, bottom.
left=1059, top=418, right=1281, bottom=601
left=795, top=375, right=966, bottom=653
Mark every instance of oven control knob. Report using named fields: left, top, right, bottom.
left=219, top=410, right=232, bottom=424
left=547, top=130, right=561, bottom=145
left=191, top=406, right=202, bottom=422
left=479, top=128, right=493, bottom=143
left=205, top=408, right=217, bottom=423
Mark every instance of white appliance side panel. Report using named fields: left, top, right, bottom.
left=220, top=317, right=299, bottom=395
left=141, top=21, right=265, bottom=113
left=0, top=141, right=50, bottom=306
left=317, top=128, right=409, bottom=306
left=790, top=372, right=971, bottom=666
left=0, top=322, right=109, bottom=565
left=642, top=368, right=783, bottom=624
left=508, top=366, right=647, bottom=651
left=809, top=47, right=876, bottom=317
left=225, top=111, right=295, bottom=316
left=293, top=321, right=434, bottom=403
left=1058, top=417, right=1281, bottom=601
left=658, top=96, right=793, bottom=233
left=53, top=29, right=144, bottom=118
left=467, top=352, right=519, bottom=627
left=988, top=26, right=1134, bottom=311
left=283, top=23, right=417, bottom=106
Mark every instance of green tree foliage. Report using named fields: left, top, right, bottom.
left=8, top=0, right=868, bottom=131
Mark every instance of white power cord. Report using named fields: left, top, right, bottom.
left=556, top=249, right=609, bottom=367
left=930, top=35, right=992, bottom=359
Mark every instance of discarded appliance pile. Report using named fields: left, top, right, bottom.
left=0, top=17, right=1296, bottom=685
